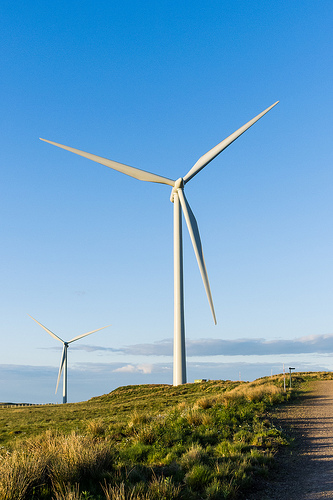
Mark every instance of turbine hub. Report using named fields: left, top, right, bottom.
left=170, top=177, right=184, bottom=203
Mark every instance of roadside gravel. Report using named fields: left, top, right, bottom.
left=246, top=380, right=333, bottom=499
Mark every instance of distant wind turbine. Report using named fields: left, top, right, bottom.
left=29, top=315, right=110, bottom=403
left=40, top=101, right=278, bottom=386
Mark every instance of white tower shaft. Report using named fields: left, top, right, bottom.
left=173, top=192, right=186, bottom=385
left=63, top=344, right=68, bottom=404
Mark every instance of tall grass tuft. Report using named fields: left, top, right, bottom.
left=220, top=382, right=283, bottom=406
left=0, top=430, right=114, bottom=499
left=53, top=482, right=83, bottom=500
left=49, top=431, right=114, bottom=486
left=0, top=448, right=46, bottom=500
left=147, top=474, right=181, bottom=500
left=102, top=481, right=146, bottom=500
left=180, top=444, right=206, bottom=469
left=86, top=418, right=106, bottom=437
left=193, top=396, right=216, bottom=410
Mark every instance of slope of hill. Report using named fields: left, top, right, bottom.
left=0, top=373, right=330, bottom=499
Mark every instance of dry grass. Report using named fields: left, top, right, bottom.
left=193, top=396, right=216, bottom=410
left=180, top=444, right=206, bottom=469
left=177, top=401, right=187, bottom=411
left=0, top=430, right=114, bottom=499
left=186, top=409, right=204, bottom=426
left=103, top=482, right=141, bottom=500
left=102, top=476, right=181, bottom=500
left=86, top=418, right=106, bottom=437
left=0, top=447, right=46, bottom=500
left=53, top=483, right=82, bottom=500
left=127, top=411, right=152, bottom=429
left=218, top=382, right=284, bottom=406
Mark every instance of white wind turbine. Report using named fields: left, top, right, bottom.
left=40, top=101, right=278, bottom=386
left=29, top=315, right=110, bottom=403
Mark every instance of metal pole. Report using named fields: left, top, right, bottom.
left=289, top=367, right=295, bottom=389
left=283, top=364, right=286, bottom=392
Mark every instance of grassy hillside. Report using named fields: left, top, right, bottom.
left=0, top=372, right=331, bottom=499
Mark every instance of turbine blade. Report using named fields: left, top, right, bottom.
left=68, top=324, right=111, bottom=344
left=40, top=138, right=175, bottom=187
left=28, top=314, right=64, bottom=343
left=177, top=190, right=217, bottom=324
left=183, top=101, right=279, bottom=184
left=56, top=344, right=66, bottom=394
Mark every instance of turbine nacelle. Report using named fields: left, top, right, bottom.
left=170, top=178, right=184, bottom=203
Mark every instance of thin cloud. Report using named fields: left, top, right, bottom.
left=113, top=363, right=154, bottom=374
left=66, top=339, right=172, bottom=355
left=184, top=335, right=333, bottom=357
left=126, top=334, right=333, bottom=357
left=41, top=334, right=333, bottom=358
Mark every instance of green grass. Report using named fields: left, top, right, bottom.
left=0, top=372, right=331, bottom=499
left=0, top=381, right=239, bottom=447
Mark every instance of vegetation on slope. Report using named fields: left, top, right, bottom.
left=0, top=372, right=329, bottom=499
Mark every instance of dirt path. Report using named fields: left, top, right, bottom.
left=246, top=380, right=333, bottom=500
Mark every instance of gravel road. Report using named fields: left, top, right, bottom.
left=246, top=380, right=333, bottom=499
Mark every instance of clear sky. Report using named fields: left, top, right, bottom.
left=1, top=0, right=333, bottom=403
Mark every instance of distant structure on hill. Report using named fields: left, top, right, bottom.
left=29, top=315, right=110, bottom=403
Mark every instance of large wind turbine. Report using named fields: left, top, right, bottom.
left=29, top=315, right=110, bottom=403
left=40, top=101, right=278, bottom=386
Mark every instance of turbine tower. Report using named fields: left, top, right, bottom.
left=40, top=101, right=278, bottom=386
left=29, top=315, right=110, bottom=403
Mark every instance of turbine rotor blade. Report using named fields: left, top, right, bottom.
left=28, top=314, right=64, bottom=343
left=40, top=139, right=175, bottom=187
left=177, top=189, right=217, bottom=324
left=56, top=344, right=66, bottom=394
left=183, top=101, right=279, bottom=184
left=68, top=324, right=111, bottom=344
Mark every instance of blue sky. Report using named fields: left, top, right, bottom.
left=1, top=1, right=333, bottom=403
